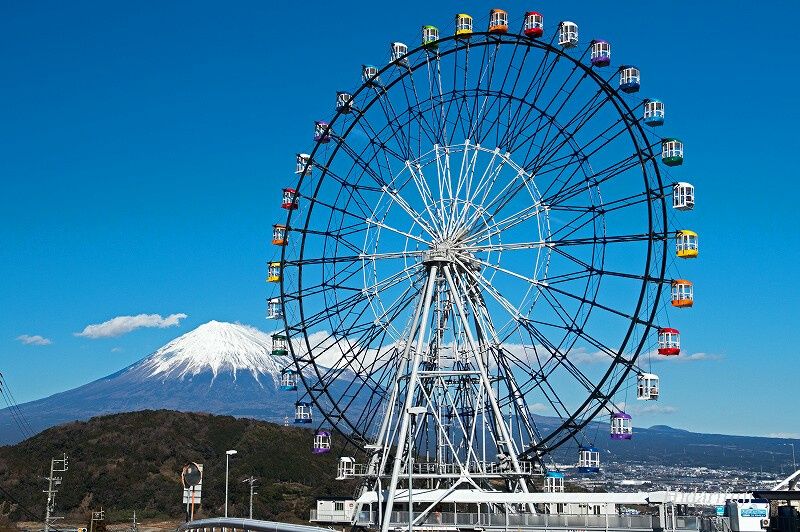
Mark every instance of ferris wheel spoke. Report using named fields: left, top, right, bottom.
left=472, top=39, right=525, bottom=147
left=507, top=61, right=588, bottom=154
left=500, top=46, right=561, bottom=149
left=399, top=64, right=442, bottom=147
left=288, top=264, right=420, bottom=332
left=539, top=280, right=653, bottom=328
left=423, top=54, right=448, bottom=144
left=373, top=88, right=416, bottom=161
left=538, top=150, right=646, bottom=210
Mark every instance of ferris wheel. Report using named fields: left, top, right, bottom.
left=265, top=8, right=698, bottom=518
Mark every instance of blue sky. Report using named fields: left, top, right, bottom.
left=1, top=1, right=799, bottom=441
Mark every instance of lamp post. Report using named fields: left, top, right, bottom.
left=784, top=443, right=797, bottom=471
left=225, top=450, right=237, bottom=517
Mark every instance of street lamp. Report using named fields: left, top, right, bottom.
left=225, top=450, right=237, bottom=517
left=784, top=443, right=797, bottom=472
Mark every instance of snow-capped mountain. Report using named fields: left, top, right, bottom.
left=138, top=320, right=290, bottom=381
left=0, top=321, right=309, bottom=444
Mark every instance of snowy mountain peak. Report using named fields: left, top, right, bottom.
left=137, top=321, right=291, bottom=381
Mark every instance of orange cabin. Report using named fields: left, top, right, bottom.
left=272, top=224, right=288, bottom=246
left=670, top=279, right=693, bottom=308
left=489, top=9, right=509, bottom=34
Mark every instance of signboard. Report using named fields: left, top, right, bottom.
left=715, top=506, right=725, bottom=517
left=740, top=509, right=767, bottom=518
left=182, top=463, right=203, bottom=505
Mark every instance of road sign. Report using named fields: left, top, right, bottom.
left=182, top=463, right=203, bottom=507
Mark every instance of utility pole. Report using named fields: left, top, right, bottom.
left=89, top=508, right=104, bottom=532
left=131, top=510, right=139, bottom=532
left=43, top=454, right=68, bottom=532
left=785, top=443, right=797, bottom=471
left=242, top=477, right=258, bottom=519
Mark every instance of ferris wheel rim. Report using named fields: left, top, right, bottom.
left=279, top=30, right=670, bottom=453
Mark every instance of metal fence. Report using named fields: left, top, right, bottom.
left=354, top=511, right=699, bottom=531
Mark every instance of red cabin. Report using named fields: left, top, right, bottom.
left=523, top=12, right=544, bottom=38
left=282, top=188, right=298, bottom=210
left=657, top=327, right=680, bottom=356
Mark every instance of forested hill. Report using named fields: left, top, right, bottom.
left=0, top=410, right=354, bottom=524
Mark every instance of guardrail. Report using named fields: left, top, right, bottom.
left=177, top=517, right=335, bottom=532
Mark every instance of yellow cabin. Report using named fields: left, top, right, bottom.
left=675, top=230, right=698, bottom=258
left=455, top=14, right=473, bottom=37
left=267, top=262, right=281, bottom=282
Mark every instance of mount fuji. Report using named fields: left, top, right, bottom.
left=0, top=321, right=314, bottom=444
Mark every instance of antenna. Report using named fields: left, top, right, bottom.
left=43, top=454, right=68, bottom=532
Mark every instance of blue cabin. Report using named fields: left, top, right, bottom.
left=577, top=446, right=600, bottom=473
left=295, top=401, right=313, bottom=424
left=619, top=66, right=640, bottom=94
left=643, top=99, right=665, bottom=126
left=280, top=369, right=297, bottom=391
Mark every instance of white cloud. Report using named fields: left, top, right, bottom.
left=16, top=334, right=52, bottom=346
left=633, top=404, right=678, bottom=415
left=651, top=351, right=723, bottom=363
left=528, top=402, right=550, bottom=414
left=75, top=313, right=188, bottom=339
left=111, top=347, right=123, bottom=353
left=766, top=432, right=800, bottom=439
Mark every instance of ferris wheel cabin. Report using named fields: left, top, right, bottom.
left=272, top=224, right=287, bottom=246
left=295, top=153, right=311, bottom=176
left=267, top=297, right=283, bottom=319
left=391, top=42, right=409, bottom=65
left=488, top=9, right=509, bottom=34
left=643, top=99, right=665, bottom=126
left=662, top=138, right=684, bottom=166
left=314, top=121, right=331, bottom=143
left=313, top=430, right=332, bottom=454
left=282, top=188, right=298, bottom=210
left=676, top=230, right=699, bottom=258
left=295, top=402, right=313, bottom=424
left=543, top=471, right=565, bottom=492
left=271, top=334, right=288, bottom=356
left=336, top=92, right=353, bottom=114
left=455, top=14, right=473, bottom=37
left=279, top=369, right=297, bottom=391
left=637, top=373, right=660, bottom=401
left=591, top=40, right=611, bottom=67
left=577, top=446, right=600, bottom=473
left=673, top=182, right=695, bottom=210
left=559, top=21, right=579, bottom=48
left=267, top=262, right=281, bottom=283
left=362, top=64, right=380, bottom=85
left=422, top=25, right=440, bottom=49
left=671, top=279, right=694, bottom=308
left=523, top=12, right=544, bottom=38
left=657, top=327, right=681, bottom=355
left=619, top=66, right=640, bottom=93
left=610, top=411, right=633, bottom=440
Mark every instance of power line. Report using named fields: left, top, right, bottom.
left=0, top=483, right=64, bottom=532
left=0, top=372, right=36, bottom=438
